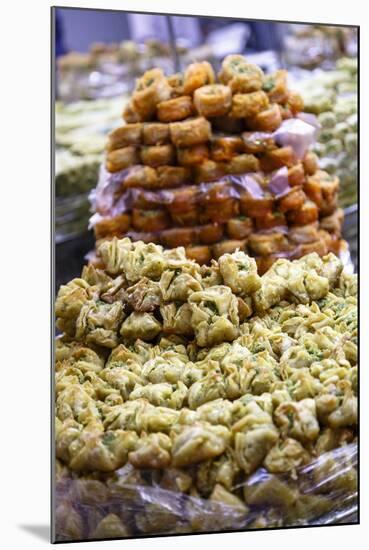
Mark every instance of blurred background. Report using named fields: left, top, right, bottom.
left=54, top=8, right=358, bottom=288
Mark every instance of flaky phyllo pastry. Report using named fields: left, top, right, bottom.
left=55, top=237, right=357, bottom=533
left=89, top=55, right=346, bottom=276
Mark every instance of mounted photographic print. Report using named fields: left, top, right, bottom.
left=52, top=5, right=359, bottom=543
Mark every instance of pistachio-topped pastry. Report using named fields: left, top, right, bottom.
left=55, top=237, right=356, bottom=481
left=218, top=55, right=264, bottom=93
left=55, top=237, right=357, bottom=538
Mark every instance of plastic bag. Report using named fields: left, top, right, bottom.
left=89, top=167, right=337, bottom=233
left=89, top=115, right=319, bottom=222
left=86, top=113, right=342, bottom=272
left=273, top=118, right=318, bottom=160
left=90, top=166, right=286, bottom=220
left=54, top=442, right=357, bottom=541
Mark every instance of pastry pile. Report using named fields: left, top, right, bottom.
left=55, top=238, right=357, bottom=538
left=89, top=56, right=344, bottom=273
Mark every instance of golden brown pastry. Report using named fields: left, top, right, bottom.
left=183, top=61, right=215, bottom=95
left=327, top=235, right=343, bottom=255
left=296, top=239, right=328, bottom=258
left=156, top=166, right=192, bottom=189
left=167, top=72, right=184, bottom=96
left=157, top=96, right=194, bottom=122
left=303, top=152, right=319, bottom=175
left=246, top=103, right=282, bottom=132
left=161, top=227, right=196, bottom=248
left=140, top=144, right=176, bottom=167
left=219, top=55, right=264, bottom=93
left=288, top=223, right=319, bottom=244
left=278, top=188, right=306, bottom=213
left=106, top=146, right=140, bottom=172
left=142, top=123, right=170, bottom=145
left=203, top=199, right=239, bottom=224
left=185, top=245, right=211, bottom=264
left=131, top=190, right=161, bottom=210
left=90, top=514, right=129, bottom=539
left=225, top=154, right=260, bottom=174
left=288, top=163, right=306, bottom=186
left=254, top=255, right=278, bottom=274
left=239, top=192, right=274, bottom=217
left=169, top=187, right=198, bottom=226
left=304, top=174, right=323, bottom=207
left=193, top=160, right=226, bottom=183
left=132, top=209, right=170, bottom=232
left=318, top=229, right=336, bottom=250
left=287, top=200, right=319, bottom=226
left=321, top=196, right=338, bottom=217
left=132, top=68, right=172, bottom=120
left=94, top=214, right=131, bottom=240
left=212, top=239, right=247, bottom=258
left=320, top=209, right=344, bottom=236
left=255, top=211, right=287, bottom=230
left=320, top=172, right=340, bottom=211
left=263, top=70, right=289, bottom=103
left=278, top=104, right=293, bottom=120
left=248, top=232, right=291, bottom=256
left=194, top=223, right=224, bottom=244
left=106, top=123, right=143, bottom=151
left=122, top=100, right=141, bottom=123
left=286, top=90, right=304, bottom=114
left=211, top=136, right=245, bottom=162
left=170, top=117, right=212, bottom=148
left=194, top=84, right=232, bottom=118
left=177, top=144, right=210, bottom=166
left=227, top=217, right=254, bottom=239
left=200, top=183, right=239, bottom=223
left=122, top=166, right=158, bottom=189
left=261, top=146, right=297, bottom=171
left=212, top=115, right=244, bottom=134
left=231, top=91, right=269, bottom=118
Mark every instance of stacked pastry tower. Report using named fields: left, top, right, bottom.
left=90, top=55, right=344, bottom=273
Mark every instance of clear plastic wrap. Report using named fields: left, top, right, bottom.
left=55, top=442, right=357, bottom=541
left=88, top=166, right=343, bottom=271
left=89, top=116, right=319, bottom=222
left=273, top=118, right=318, bottom=160
left=86, top=111, right=342, bottom=272
left=90, top=166, right=335, bottom=225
